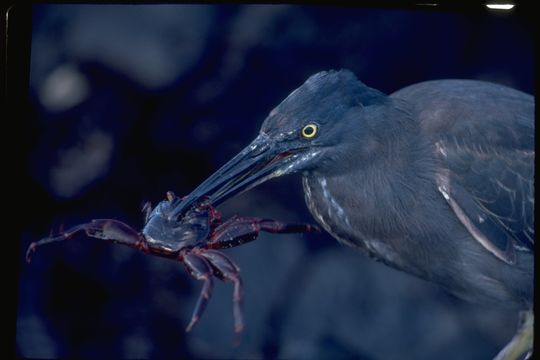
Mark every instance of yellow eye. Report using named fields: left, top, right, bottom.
left=301, top=124, right=318, bottom=139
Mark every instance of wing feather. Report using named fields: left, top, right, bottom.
left=392, top=79, right=534, bottom=263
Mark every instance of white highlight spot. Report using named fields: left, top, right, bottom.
left=319, top=178, right=351, bottom=227
left=435, top=141, right=447, bottom=158
left=486, top=4, right=514, bottom=10
left=438, top=186, right=450, bottom=200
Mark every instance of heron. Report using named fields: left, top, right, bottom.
left=172, top=69, right=534, bottom=359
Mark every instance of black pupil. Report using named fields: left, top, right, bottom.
left=304, top=126, right=314, bottom=135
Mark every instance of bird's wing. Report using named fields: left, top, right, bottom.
left=392, top=79, right=534, bottom=265
left=434, top=135, right=534, bottom=264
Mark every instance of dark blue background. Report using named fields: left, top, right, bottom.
left=17, top=4, right=534, bottom=359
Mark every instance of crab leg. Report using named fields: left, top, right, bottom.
left=182, top=253, right=214, bottom=332
left=209, top=216, right=320, bottom=249
left=200, top=250, right=244, bottom=334
left=26, top=219, right=144, bottom=263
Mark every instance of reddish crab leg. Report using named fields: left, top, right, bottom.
left=209, top=215, right=320, bottom=249
left=26, top=219, right=145, bottom=263
left=26, top=224, right=86, bottom=263
left=200, top=250, right=244, bottom=334
left=182, top=253, right=214, bottom=332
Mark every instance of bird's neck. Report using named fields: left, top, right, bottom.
left=303, top=114, right=437, bottom=246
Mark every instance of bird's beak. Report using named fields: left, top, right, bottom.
left=171, top=133, right=303, bottom=218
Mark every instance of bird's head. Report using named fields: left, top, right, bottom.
left=171, top=69, right=390, bottom=218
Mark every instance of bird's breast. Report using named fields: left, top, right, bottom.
left=302, top=176, right=352, bottom=243
left=302, top=175, right=405, bottom=266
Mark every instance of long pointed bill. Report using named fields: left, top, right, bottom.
left=170, top=133, right=303, bottom=219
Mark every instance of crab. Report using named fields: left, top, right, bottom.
left=26, top=191, right=319, bottom=334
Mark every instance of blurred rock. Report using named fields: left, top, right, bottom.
left=16, top=315, right=58, bottom=359
left=38, top=63, right=90, bottom=112
left=31, top=5, right=214, bottom=90
left=49, top=129, right=113, bottom=198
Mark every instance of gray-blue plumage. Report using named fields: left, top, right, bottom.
left=297, top=73, right=533, bottom=308
left=174, top=69, right=534, bottom=358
